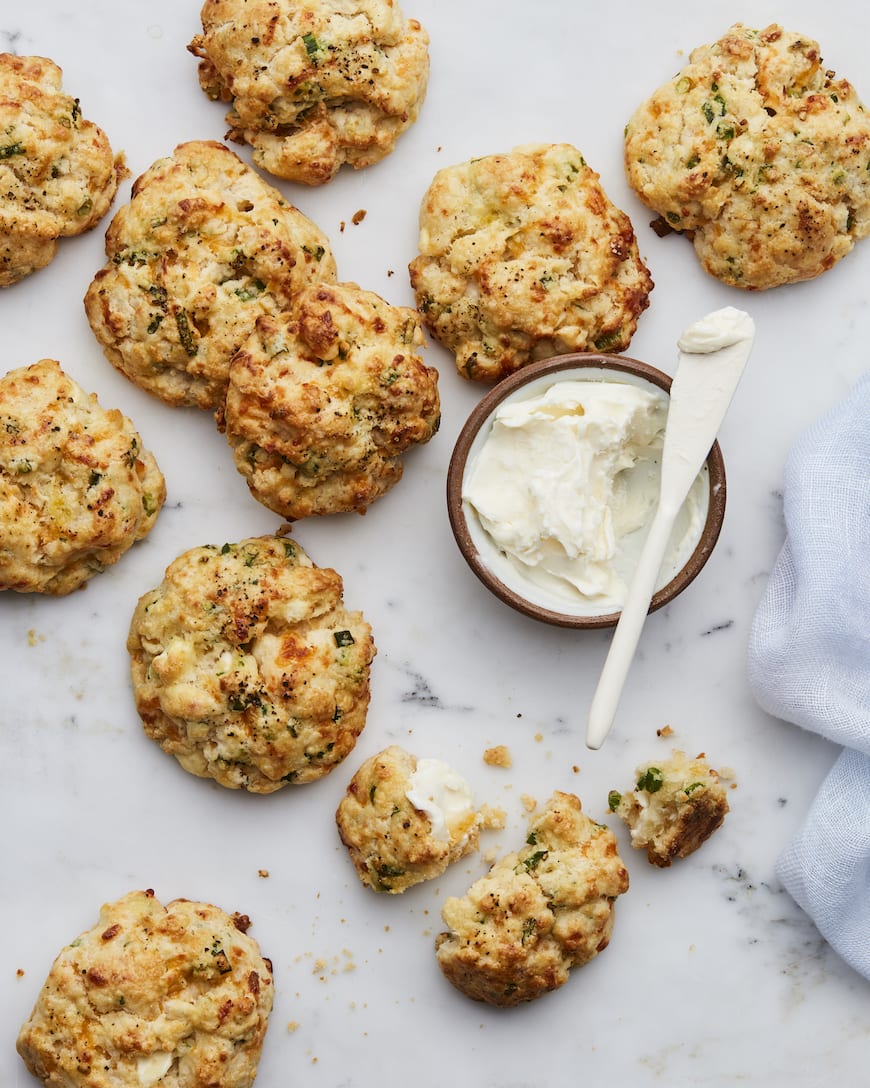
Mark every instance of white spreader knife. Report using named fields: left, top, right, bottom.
left=586, top=307, right=755, bottom=750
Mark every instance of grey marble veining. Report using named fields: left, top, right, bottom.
left=3, top=2, right=870, bottom=1086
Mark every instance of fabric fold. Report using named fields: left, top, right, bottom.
left=748, top=372, right=870, bottom=980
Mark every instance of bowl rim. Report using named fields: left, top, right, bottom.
left=446, top=351, right=727, bottom=629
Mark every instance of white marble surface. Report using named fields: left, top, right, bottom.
left=2, top=2, right=870, bottom=1085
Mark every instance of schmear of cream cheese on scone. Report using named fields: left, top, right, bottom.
left=405, top=758, right=477, bottom=843
left=461, top=379, right=708, bottom=615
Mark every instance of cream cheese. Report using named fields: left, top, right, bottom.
left=405, top=758, right=475, bottom=843
left=137, top=1051, right=173, bottom=1087
left=461, top=377, right=708, bottom=615
left=677, top=306, right=755, bottom=354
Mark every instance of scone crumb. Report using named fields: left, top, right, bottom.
left=16, top=968, right=24, bottom=977
left=534, top=732, right=543, bottom=743
left=352, top=209, right=367, bottom=225
left=483, top=745, right=512, bottom=768
left=258, top=869, right=270, bottom=879
left=657, top=725, right=674, bottom=737
left=287, top=1021, right=300, bottom=1033
left=520, top=794, right=537, bottom=813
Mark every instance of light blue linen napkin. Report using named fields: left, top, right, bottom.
left=748, top=373, right=870, bottom=981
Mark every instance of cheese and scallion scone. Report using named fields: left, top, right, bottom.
left=189, top=0, right=429, bottom=185
left=128, top=536, right=375, bottom=792
left=16, top=889, right=273, bottom=1088
left=0, top=53, right=126, bottom=286
left=85, top=140, right=336, bottom=409
left=624, top=23, right=870, bottom=289
left=0, top=359, right=165, bottom=595
left=221, top=281, right=440, bottom=519
left=435, top=792, right=629, bottom=1006
left=409, top=143, right=653, bottom=382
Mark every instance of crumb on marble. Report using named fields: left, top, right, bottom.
left=287, top=1021, right=300, bottom=1033
left=520, top=793, right=537, bottom=813
left=534, top=732, right=543, bottom=742
left=481, top=803, right=506, bottom=829
left=257, top=869, right=269, bottom=878
left=484, top=745, right=512, bottom=768
left=657, top=725, right=674, bottom=737
left=351, top=209, right=367, bottom=225
left=16, top=968, right=24, bottom=978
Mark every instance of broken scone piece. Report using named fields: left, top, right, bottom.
left=336, top=745, right=502, bottom=893
left=16, top=889, right=273, bottom=1088
left=435, top=792, right=629, bottom=1007
left=610, top=749, right=730, bottom=867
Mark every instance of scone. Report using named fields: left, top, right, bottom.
left=336, top=745, right=502, bottom=893
left=609, top=749, right=730, bottom=867
left=17, top=889, right=273, bottom=1088
left=409, top=143, right=653, bottom=382
left=624, top=23, right=870, bottom=289
left=0, top=54, right=126, bottom=286
left=221, top=282, right=440, bottom=519
left=189, top=0, right=429, bottom=185
left=435, top=792, right=629, bottom=1007
left=128, top=536, right=375, bottom=792
left=0, top=359, right=165, bottom=595
left=84, top=141, right=337, bottom=409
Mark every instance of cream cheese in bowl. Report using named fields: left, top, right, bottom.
left=447, top=354, right=727, bottom=628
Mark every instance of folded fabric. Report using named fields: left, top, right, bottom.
left=748, top=372, right=870, bottom=980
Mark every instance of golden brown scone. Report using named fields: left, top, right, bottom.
left=0, top=54, right=126, bottom=286
left=189, top=0, right=429, bottom=185
left=336, top=745, right=502, bottom=893
left=221, top=282, right=440, bottom=519
left=128, top=536, right=375, bottom=792
left=624, top=23, right=870, bottom=289
left=409, top=143, right=653, bottom=383
left=84, top=141, right=337, bottom=409
left=0, top=359, right=165, bottom=595
left=435, top=792, right=629, bottom=1007
left=16, top=889, right=273, bottom=1088
left=609, top=749, right=730, bottom=867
